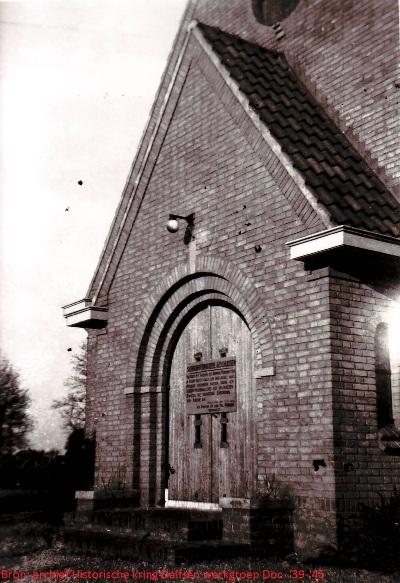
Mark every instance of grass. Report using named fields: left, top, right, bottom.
left=1, top=521, right=400, bottom=583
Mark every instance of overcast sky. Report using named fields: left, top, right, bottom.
left=0, top=0, right=187, bottom=450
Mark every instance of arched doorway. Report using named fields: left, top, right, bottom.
left=167, top=303, right=254, bottom=505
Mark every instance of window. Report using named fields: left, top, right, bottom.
left=375, top=323, right=394, bottom=429
left=252, top=0, right=300, bottom=26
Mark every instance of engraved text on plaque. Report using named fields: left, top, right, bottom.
left=186, top=359, right=236, bottom=415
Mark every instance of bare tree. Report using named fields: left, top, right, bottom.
left=53, top=344, right=86, bottom=431
left=0, top=357, right=32, bottom=455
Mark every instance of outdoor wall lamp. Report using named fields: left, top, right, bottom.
left=166, top=213, right=195, bottom=233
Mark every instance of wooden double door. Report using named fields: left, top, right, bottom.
left=168, top=304, right=254, bottom=503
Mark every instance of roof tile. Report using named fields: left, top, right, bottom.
left=198, top=23, right=400, bottom=238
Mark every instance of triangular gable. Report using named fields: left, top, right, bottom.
left=87, top=19, right=400, bottom=304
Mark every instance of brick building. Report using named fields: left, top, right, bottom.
left=64, top=0, right=400, bottom=557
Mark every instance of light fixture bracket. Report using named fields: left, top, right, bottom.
left=168, top=212, right=194, bottom=225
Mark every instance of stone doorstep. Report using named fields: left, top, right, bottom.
left=62, top=527, right=272, bottom=564
left=65, top=508, right=224, bottom=542
left=63, top=505, right=294, bottom=556
left=64, top=524, right=187, bottom=543
left=68, top=507, right=224, bottom=522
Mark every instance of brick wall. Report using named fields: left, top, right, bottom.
left=328, top=270, right=400, bottom=544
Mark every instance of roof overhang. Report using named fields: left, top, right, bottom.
left=287, top=226, right=400, bottom=286
left=287, top=226, right=400, bottom=261
left=62, top=299, right=108, bottom=329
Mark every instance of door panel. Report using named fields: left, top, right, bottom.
left=169, top=307, right=212, bottom=502
left=168, top=304, right=253, bottom=503
left=211, top=306, right=253, bottom=499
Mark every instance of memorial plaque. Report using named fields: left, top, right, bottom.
left=186, top=358, right=236, bottom=414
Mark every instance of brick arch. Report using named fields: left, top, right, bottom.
left=150, top=292, right=248, bottom=385
left=130, top=255, right=274, bottom=388
left=159, top=295, right=251, bottom=387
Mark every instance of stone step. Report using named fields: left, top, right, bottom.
left=65, top=508, right=224, bottom=542
left=64, top=506, right=294, bottom=560
left=62, top=526, right=262, bottom=565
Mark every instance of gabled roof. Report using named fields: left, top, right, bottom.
left=198, top=23, right=400, bottom=238
left=86, top=17, right=400, bottom=303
